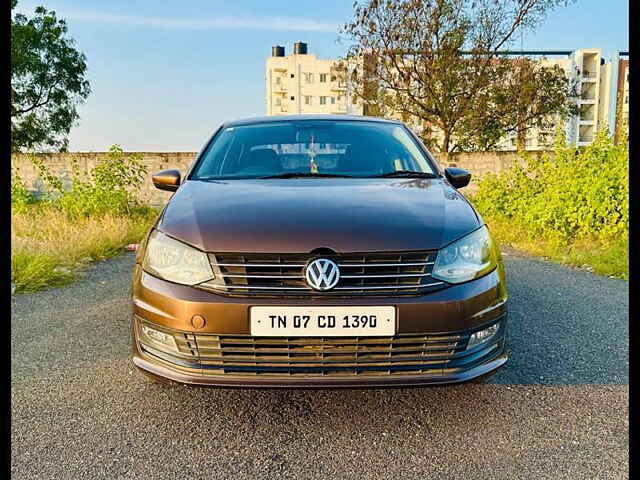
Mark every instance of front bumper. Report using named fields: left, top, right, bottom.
left=131, top=264, right=508, bottom=387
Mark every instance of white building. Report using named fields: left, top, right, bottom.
left=265, top=42, right=363, bottom=117
left=266, top=44, right=614, bottom=150
left=610, top=52, right=629, bottom=143
left=495, top=48, right=612, bottom=150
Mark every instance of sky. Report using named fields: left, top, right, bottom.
left=14, top=0, right=630, bottom=152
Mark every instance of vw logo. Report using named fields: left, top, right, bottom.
left=305, top=258, right=340, bottom=291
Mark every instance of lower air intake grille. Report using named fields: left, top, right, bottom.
left=190, top=333, right=473, bottom=376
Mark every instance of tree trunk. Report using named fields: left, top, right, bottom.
left=516, top=125, right=526, bottom=152
left=442, top=129, right=451, bottom=157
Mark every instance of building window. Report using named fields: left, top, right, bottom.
left=304, top=73, right=313, bottom=83
left=304, top=96, right=312, bottom=105
left=320, top=73, right=327, bottom=83
left=330, top=97, right=336, bottom=104
left=290, top=96, right=295, bottom=101
left=275, top=77, right=281, bottom=85
left=320, top=96, right=327, bottom=105
left=290, top=74, right=295, bottom=78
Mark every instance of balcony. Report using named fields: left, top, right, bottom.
left=580, top=83, right=597, bottom=102
left=578, top=124, right=594, bottom=144
left=581, top=53, right=598, bottom=81
left=580, top=104, right=595, bottom=122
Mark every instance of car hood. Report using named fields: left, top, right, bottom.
left=158, top=178, right=481, bottom=253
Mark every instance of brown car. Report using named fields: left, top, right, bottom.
left=131, top=115, right=508, bottom=387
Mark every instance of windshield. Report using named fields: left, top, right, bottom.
left=190, top=120, right=436, bottom=180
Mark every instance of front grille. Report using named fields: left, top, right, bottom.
left=197, top=252, right=447, bottom=297
left=190, top=333, right=477, bottom=376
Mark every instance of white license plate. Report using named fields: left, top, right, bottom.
left=250, top=306, right=396, bottom=337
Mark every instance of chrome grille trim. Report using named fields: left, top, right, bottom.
left=202, top=283, right=445, bottom=291
left=219, top=274, right=304, bottom=279
left=216, top=263, right=306, bottom=267
left=201, top=251, right=448, bottom=297
left=341, top=273, right=431, bottom=278
left=333, top=283, right=444, bottom=290
left=218, top=285, right=310, bottom=290
left=339, top=262, right=434, bottom=267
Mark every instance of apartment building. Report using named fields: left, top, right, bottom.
left=495, top=48, right=612, bottom=150
left=613, top=53, right=629, bottom=142
left=266, top=44, right=615, bottom=150
left=265, top=42, right=363, bottom=116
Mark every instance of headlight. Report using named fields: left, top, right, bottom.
left=432, top=225, right=498, bottom=284
left=142, top=230, right=214, bottom=285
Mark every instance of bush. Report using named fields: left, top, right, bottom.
left=29, top=144, right=147, bottom=218
left=11, top=145, right=156, bottom=292
left=473, top=130, right=628, bottom=244
left=11, top=169, right=36, bottom=213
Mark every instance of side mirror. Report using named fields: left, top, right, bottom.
left=152, top=169, right=181, bottom=192
left=444, top=167, right=471, bottom=189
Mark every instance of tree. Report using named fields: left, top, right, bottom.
left=11, top=0, right=91, bottom=152
left=342, top=0, right=578, bottom=154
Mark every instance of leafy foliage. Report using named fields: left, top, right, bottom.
left=342, top=0, right=577, bottom=153
left=11, top=1, right=91, bottom=152
left=28, top=145, right=148, bottom=218
left=11, top=169, right=36, bottom=213
left=11, top=143, right=156, bottom=293
left=473, top=130, right=628, bottom=243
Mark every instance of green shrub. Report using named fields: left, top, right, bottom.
left=11, top=146, right=155, bottom=293
left=11, top=169, right=36, bottom=213
left=473, top=129, right=628, bottom=244
left=30, top=144, right=147, bottom=218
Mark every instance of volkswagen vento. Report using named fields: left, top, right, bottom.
left=131, top=115, right=508, bottom=387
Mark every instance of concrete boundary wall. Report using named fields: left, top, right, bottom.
left=11, top=150, right=551, bottom=206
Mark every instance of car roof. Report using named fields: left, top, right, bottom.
left=223, top=114, right=403, bottom=128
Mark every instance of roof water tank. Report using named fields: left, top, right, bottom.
left=294, top=42, right=308, bottom=55
left=272, top=45, right=285, bottom=57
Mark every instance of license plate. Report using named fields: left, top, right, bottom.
left=250, top=306, right=396, bottom=337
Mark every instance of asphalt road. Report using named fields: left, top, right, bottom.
left=11, top=249, right=629, bottom=479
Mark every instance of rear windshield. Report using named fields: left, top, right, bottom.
left=190, top=120, right=436, bottom=179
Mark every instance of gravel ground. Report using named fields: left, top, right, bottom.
left=11, top=249, right=629, bottom=479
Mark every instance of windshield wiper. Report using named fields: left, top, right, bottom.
left=260, top=172, right=353, bottom=179
left=372, top=170, right=438, bottom=178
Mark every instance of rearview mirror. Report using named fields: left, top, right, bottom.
left=444, top=167, right=471, bottom=189
left=152, top=169, right=181, bottom=192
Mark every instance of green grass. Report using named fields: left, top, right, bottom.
left=484, top=215, right=628, bottom=280
left=11, top=205, right=158, bottom=293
